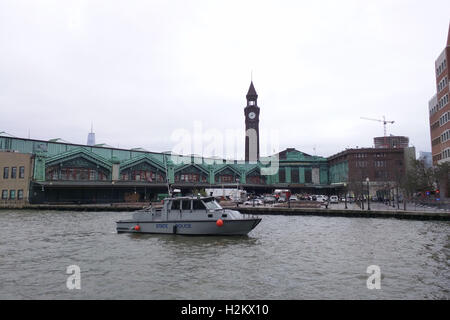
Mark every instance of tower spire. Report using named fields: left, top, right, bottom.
left=246, top=81, right=258, bottom=98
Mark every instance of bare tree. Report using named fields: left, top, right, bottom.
left=433, top=162, right=450, bottom=198
left=348, top=168, right=367, bottom=209
left=404, top=159, right=435, bottom=195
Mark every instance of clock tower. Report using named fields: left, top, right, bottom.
left=244, top=81, right=260, bottom=162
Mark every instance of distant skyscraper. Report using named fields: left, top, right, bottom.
left=428, top=24, right=450, bottom=165
left=87, top=124, right=95, bottom=146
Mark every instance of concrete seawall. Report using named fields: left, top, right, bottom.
left=1, top=204, right=450, bottom=221
left=0, top=204, right=148, bottom=212
left=224, top=206, right=450, bottom=221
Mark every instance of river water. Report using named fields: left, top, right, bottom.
left=0, top=210, right=448, bottom=299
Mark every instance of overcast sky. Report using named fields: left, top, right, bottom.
left=1, top=0, right=449, bottom=159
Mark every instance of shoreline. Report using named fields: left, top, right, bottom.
left=230, top=206, right=450, bottom=221
left=1, top=203, right=449, bottom=221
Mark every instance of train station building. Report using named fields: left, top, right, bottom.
left=0, top=82, right=415, bottom=204
left=0, top=135, right=335, bottom=204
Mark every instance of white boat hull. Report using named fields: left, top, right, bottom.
left=116, top=218, right=261, bottom=236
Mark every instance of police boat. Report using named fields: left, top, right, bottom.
left=116, top=196, right=262, bottom=235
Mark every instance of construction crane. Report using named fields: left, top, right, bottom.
left=360, top=116, right=395, bottom=147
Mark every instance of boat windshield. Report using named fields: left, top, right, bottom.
left=202, top=198, right=223, bottom=210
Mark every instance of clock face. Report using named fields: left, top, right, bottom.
left=248, top=112, right=256, bottom=120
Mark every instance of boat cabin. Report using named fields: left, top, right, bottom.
left=164, top=196, right=223, bottom=213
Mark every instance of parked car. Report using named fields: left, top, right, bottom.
left=289, top=195, right=298, bottom=201
left=330, top=195, right=339, bottom=203
left=244, top=199, right=263, bottom=206
left=316, top=195, right=326, bottom=202
left=278, top=196, right=286, bottom=203
left=263, top=196, right=276, bottom=204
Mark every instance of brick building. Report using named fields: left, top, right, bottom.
left=429, top=24, right=450, bottom=165
left=328, top=146, right=416, bottom=199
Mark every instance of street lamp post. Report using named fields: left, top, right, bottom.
left=236, top=178, right=240, bottom=207
left=366, top=177, right=371, bottom=211
left=392, top=189, right=395, bottom=208
left=396, top=185, right=400, bottom=210
left=344, top=183, right=348, bottom=209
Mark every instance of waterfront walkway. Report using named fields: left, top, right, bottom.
left=1, top=201, right=449, bottom=221
left=230, top=201, right=450, bottom=221
left=322, top=201, right=450, bottom=213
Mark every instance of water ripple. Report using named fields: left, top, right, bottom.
left=0, top=210, right=449, bottom=299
